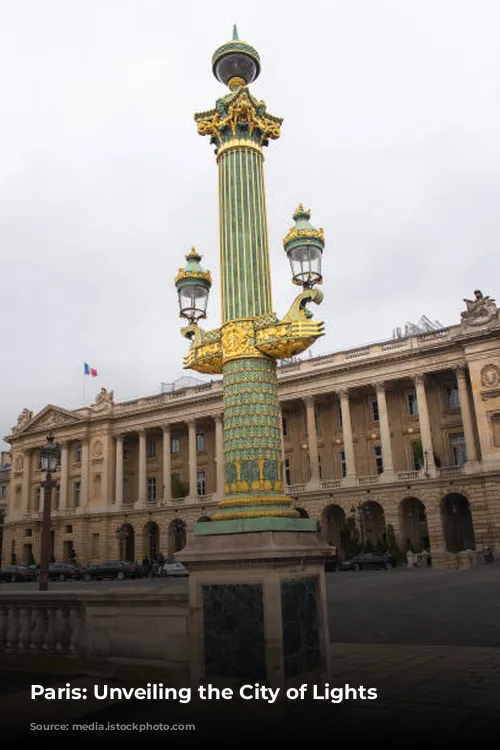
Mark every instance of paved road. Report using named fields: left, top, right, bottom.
left=2, top=566, right=500, bottom=647
left=326, top=566, right=500, bottom=647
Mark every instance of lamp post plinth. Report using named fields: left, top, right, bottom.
left=175, top=29, right=331, bottom=692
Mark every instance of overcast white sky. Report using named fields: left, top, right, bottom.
left=1, top=0, right=500, bottom=449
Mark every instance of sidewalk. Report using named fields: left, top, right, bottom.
left=1, top=643, right=500, bottom=740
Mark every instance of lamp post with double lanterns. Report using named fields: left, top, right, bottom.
left=38, top=433, right=61, bottom=591
left=174, top=26, right=326, bottom=524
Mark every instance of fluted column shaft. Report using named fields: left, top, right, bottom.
left=138, top=430, right=147, bottom=505
left=215, top=414, right=224, bottom=498
left=375, top=383, right=394, bottom=476
left=338, top=389, right=356, bottom=480
left=414, top=374, right=436, bottom=476
left=163, top=425, right=172, bottom=504
left=59, top=442, right=69, bottom=509
left=455, top=366, right=478, bottom=462
left=188, top=419, right=197, bottom=498
left=21, top=450, right=31, bottom=512
left=304, top=396, right=320, bottom=486
left=80, top=439, right=89, bottom=508
left=115, top=435, right=124, bottom=506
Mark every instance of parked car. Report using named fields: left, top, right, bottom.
left=34, top=563, right=77, bottom=582
left=161, top=559, right=188, bottom=577
left=80, top=561, right=139, bottom=582
left=0, top=565, right=37, bottom=583
left=121, top=561, right=146, bottom=578
left=339, top=552, right=395, bottom=571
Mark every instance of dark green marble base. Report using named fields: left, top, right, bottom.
left=194, top=517, right=318, bottom=536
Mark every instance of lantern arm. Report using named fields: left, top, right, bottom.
left=180, top=323, right=223, bottom=375
left=254, top=289, right=325, bottom=360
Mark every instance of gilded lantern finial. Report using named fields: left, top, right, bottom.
left=212, top=27, right=261, bottom=88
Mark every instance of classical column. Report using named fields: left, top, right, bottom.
left=304, top=396, right=320, bottom=486
left=214, top=413, right=224, bottom=498
left=338, top=388, right=356, bottom=482
left=414, top=374, right=436, bottom=477
left=163, top=424, right=171, bottom=504
left=80, top=439, right=89, bottom=507
left=137, top=429, right=147, bottom=505
left=455, top=366, right=479, bottom=463
left=21, top=450, right=31, bottom=513
left=279, top=407, right=286, bottom=483
left=375, top=382, right=394, bottom=477
left=59, top=441, right=69, bottom=510
left=115, top=434, right=124, bottom=506
left=187, top=418, right=197, bottom=499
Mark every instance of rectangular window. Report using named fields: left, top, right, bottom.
left=446, top=386, right=460, bottom=410
left=197, top=470, right=206, bottom=496
left=75, top=443, right=82, bottom=463
left=450, top=433, right=467, bottom=466
left=171, top=437, right=180, bottom=454
left=1, top=486, right=6, bottom=498
left=318, top=454, right=323, bottom=479
left=306, top=453, right=311, bottom=481
left=407, top=390, right=418, bottom=416
left=35, top=488, right=41, bottom=511
left=371, top=400, right=379, bottom=421
left=65, top=525, right=73, bottom=534
left=285, top=458, right=291, bottom=486
left=412, top=440, right=423, bottom=471
left=74, top=482, right=81, bottom=507
left=25, top=528, right=32, bottom=537
left=196, top=431, right=205, bottom=452
left=338, top=405, right=343, bottom=428
left=91, top=533, right=99, bottom=557
left=340, top=450, right=346, bottom=478
left=374, top=445, right=383, bottom=474
left=282, top=415, right=288, bottom=437
left=147, top=476, right=156, bottom=502
left=146, top=439, right=156, bottom=458
left=37, top=452, right=43, bottom=470
left=54, top=485, right=60, bottom=510
left=314, top=409, right=320, bottom=435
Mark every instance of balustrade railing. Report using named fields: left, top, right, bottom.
left=0, top=600, right=83, bottom=656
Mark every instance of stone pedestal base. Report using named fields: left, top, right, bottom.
left=176, top=530, right=331, bottom=694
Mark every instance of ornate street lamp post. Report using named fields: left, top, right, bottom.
left=175, top=26, right=325, bottom=525
left=38, top=433, right=60, bottom=591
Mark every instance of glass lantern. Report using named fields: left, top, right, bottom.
left=287, top=243, right=323, bottom=287
left=39, top=434, right=61, bottom=473
left=174, top=248, right=212, bottom=323
left=283, top=205, right=325, bottom=288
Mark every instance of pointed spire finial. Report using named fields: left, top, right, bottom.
left=232, top=24, right=239, bottom=40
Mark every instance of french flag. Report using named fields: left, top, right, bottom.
left=84, top=362, right=98, bottom=377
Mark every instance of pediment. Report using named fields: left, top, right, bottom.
left=13, top=405, right=83, bottom=435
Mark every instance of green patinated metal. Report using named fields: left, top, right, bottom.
left=177, top=29, right=326, bottom=529
left=193, top=517, right=319, bottom=536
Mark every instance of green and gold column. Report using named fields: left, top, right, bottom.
left=175, top=26, right=326, bottom=529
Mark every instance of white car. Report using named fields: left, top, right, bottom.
left=161, top=560, right=188, bottom=577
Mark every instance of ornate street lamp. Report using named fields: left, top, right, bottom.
left=176, top=27, right=326, bottom=524
left=175, top=248, right=212, bottom=324
left=38, top=433, right=61, bottom=591
left=283, top=204, right=324, bottom=288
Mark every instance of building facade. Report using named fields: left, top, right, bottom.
left=2, top=290, right=500, bottom=568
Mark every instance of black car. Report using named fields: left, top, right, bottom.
left=339, top=552, right=395, bottom=571
left=34, top=563, right=77, bottom=582
left=80, top=561, right=139, bottom=582
left=121, top=560, right=146, bottom=578
left=0, top=565, right=37, bottom=582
